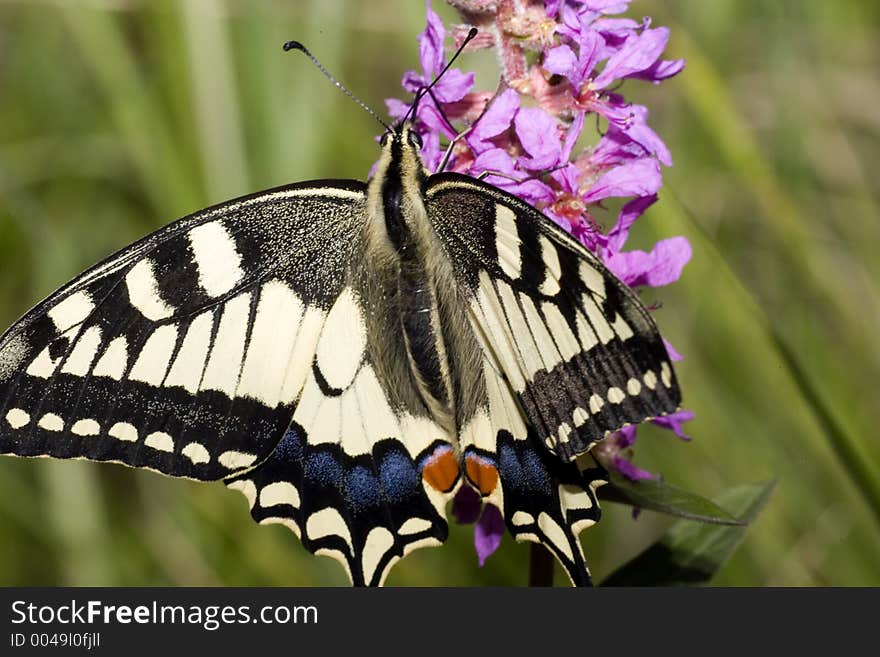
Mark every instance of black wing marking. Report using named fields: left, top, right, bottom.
left=0, top=180, right=365, bottom=481
left=426, top=173, right=681, bottom=461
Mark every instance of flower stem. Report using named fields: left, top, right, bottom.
left=528, top=544, right=554, bottom=586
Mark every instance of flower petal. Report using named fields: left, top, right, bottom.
left=543, top=44, right=578, bottom=80
left=581, top=157, right=661, bottom=203
left=515, top=107, right=563, bottom=170
left=651, top=410, right=696, bottom=441
left=613, top=456, right=657, bottom=481
left=452, top=486, right=482, bottom=524
left=663, top=338, right=684, bottom=362
left=475, top=504, right=505, bottom=566
left=607, top=194, right=658, bottom=252
left=472, top=88, right=520, bottom=143
left=432, top=68, right=475, bottom=103
left=592, top=27, right=670, bottom=89
left=604, top=236, right=692, bottom=288
left=419, top=1, right=447, bottom=77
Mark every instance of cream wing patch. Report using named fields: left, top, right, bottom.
left=187, top=222, right=244, bottom=297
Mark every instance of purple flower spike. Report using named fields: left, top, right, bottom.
left=384, top=0, right=691, bottom=567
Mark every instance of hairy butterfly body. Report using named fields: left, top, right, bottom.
left=0, top=121, right=680, bottom=586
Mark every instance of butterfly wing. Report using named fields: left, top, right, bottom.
left=426, top=173, right=680, bottom=459
left=0, top=181, right=365, bottom=481
left=0, top=180, right=458, bottom=585
left=426, top=172, right=680, bottom=584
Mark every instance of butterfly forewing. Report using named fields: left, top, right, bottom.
left=425, top=173, right=681, bottom=461
left=0, top=181, right=365, bottom=480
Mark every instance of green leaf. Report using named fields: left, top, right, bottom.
left=599, top=471, right=743, bottom=525
left=600, top=480, right=776, bottom=587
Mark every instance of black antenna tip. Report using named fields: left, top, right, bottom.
left=283, top=40, right=305, bottom=52
left=466, top=27, right=478, bottom=39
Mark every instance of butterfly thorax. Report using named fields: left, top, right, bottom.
left=360, top=124, right=464, bottom=436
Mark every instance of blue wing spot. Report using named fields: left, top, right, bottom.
left=379, top=451, right=420, bottom=504
left=523, top=448, right=552, bottom=496
left=345, top=466, right=381, bottom=513
left=273, top=427, right=305, bottom=463
left=305, top=451, right=343, bottom=487
left=498, top=443, right=525, bottom=492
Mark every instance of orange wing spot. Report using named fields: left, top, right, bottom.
left=421, top=446, right=460, bottom=493
left=465, top=454, right=500, bottom=497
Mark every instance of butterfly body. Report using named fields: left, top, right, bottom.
left=0, top=121, right=680, bottom=586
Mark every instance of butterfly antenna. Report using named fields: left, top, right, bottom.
left=405, top=27, right=478, bottom=124
left=283, top=40, right=391, bottom=132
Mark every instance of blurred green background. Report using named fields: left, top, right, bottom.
left=0, top=0, right=878, bottom=586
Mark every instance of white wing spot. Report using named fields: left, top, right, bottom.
left=610, top=313, right=634, bottom=341
left=511, top=511, right=536, bottom=527
left=398, top=517, right=432, bottom=535
left=201, top=293, right=251, bottom=398
left=362, top=526, right=395, bottom=586
left=661, top=362, right=673, bottom=387
left=572, top=407, right=589, bottom=427
left=48, top=291, right=94, bottom=333
left=181, top=442, right=210, bottom=465
left=495, top=205, right=521, bottom=280
left=582, top=294, right=614, bottom=344
left=26, top=347, right=60, bottom=379
left=537, top=512, right=574, bottom=562
left=71, top=419, right=100, bottom=436
left=5, top=408, right=30, bottom=429
left=589, top=394, right=604, bottom=413
left=538, top=236, right=561, bottom=296
left=188, top=222, right=244, bottom=297
left=93, top=336, right=128, bottom=380
left=129, top=325, right=178, bottom=386
left=259, top=482, right=300, bottom=508
left=541, top=302, right=580, bottom=361
left=219, top=450, right=258, bottom=470
left=61, top=325, right=103, bottom=376
left=126, top=259, right=174, bottom=321
left=238, top=281, right=304, bottom=406
left=315, top=288, right=365, bottom=391
left=579, top=260, right=606, bottom=298
left=559, top=483, right=594, bottom=512
left=306, top=507, right=353, bottom=551
left=607, top=387, right=626, bottom=404
left=575, top=311, right=598, bottom=351
left=108, top=422, right=138, bottom=442
left=164, top=312, right=212, bottom=393
left=37, top=413, right=63, bottom=432
left=627, top=377, right=642, bottom=396
left=643, top=370, right=658, bottom=390
left=557, top=422, right=572, bottom=444
left=145, top=431, right=174, bottom=452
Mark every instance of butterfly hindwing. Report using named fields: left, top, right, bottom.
left=226, top=284, right=459, bottom=586
left=425, top=173, right=681, bottom=462
left=0, top=181, right=366, bottom=481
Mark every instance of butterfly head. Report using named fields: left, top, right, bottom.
left=372, top=122, right=429, bottom=186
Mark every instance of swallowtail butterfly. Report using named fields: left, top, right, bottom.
left=0, top=41, right=680, bottom=587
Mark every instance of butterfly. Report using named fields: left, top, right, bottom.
left=0, top=43, right=680, bottom=587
